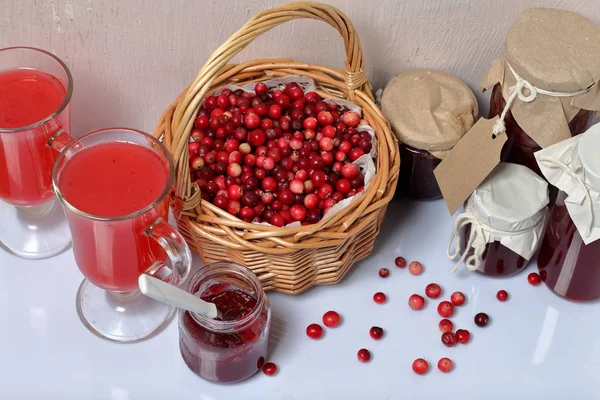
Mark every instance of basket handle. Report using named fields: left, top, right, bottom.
left=170, top=1, right=370, bottom=205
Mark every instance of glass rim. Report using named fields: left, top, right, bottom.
left=52, top=127, right=175, bottom=222
left=188, top=262, right=266, bottom=333
left=0, top=46, right=74, bottom=133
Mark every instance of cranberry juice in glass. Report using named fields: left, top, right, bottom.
left=0, top=47, right=72, bottom=259
left=52, top=128, right=192, bottom=343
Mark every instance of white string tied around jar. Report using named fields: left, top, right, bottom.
left=491, top=63, right=593, bottom=138
left=447, top=210, right=546, bottom=273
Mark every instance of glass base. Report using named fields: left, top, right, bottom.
left=0, top=198, right=72, bottom=259
left=76, top=279, right=176, bottom=343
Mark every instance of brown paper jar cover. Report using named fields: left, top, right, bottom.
left=482, top=8, right=600, bottom=174
left=381, top=70, right=478, bottom=200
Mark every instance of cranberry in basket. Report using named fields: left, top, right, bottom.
left=381, top=70, right=478, bottom=200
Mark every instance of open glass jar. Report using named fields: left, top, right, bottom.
left=448, top=163, right=549, bottom=277
left=179, top=262, right=271, bottom=383
left=483, top=9, right=600, bottom=177
left=536, top=123, right=600, bottom=301
left=381, top=70, right=478, bottom=200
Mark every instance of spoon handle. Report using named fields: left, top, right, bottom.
left=139, top=274, right=218, bottom=318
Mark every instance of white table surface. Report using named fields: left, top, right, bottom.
left=1, top=198, right=597, bottom=400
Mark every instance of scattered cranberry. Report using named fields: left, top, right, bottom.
left=496, top=290, right=508, bottom=302
left=394, top=256, right=407, bottom=268
left=369, top=326, right=384, bottom=340
left=528, top=272, right=542, bottom=286
left=262, top=362, right=278, bottom=376
left=439, top=319, right=453, bottom=333
left=474, top=313, right=489, bottom=327
left=373, top=292, right=387, bottom=304
left=412, top=358, right=428, bottom=375
left=408, top=261, right=423, bottom=275
left=409, top=294, right=425, bottom=310
left=437, top=358, right=453, bottom=373
left=450, top=291, right=466, bottom=306
left=322, top=311, right=341, bottom=328
left=306, top=323, right=323, bottom=339
left=357, top=349, right=371, bottom=363
left=425, top=283, right=442, bottom=299
left=437, top=301, right=455, bottom=318
left=378, top=268, right=390, bottom=278
left=441, top=331, right=457, bottom=347
left=455, top=329, right=471, bottom=344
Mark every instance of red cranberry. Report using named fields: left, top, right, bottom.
left=243, top=113, right=261, bottom=130
left=437, top=301, right=455, bottom=318
left=369, top=326, right=384, bottom=340
left=439, top=319, right=453, bottom=333
left=317, top=111, right=334, bottom=126
left=288, top=86, right=304, bottom=101
left=255, top=104, right=268, bottom=117
left=304, top=193, right=319, bottom=209
left=349, top=147, right=365, bottom=161
left=336, top=179, right=352, bottom=195
left=438, top=358, right=453, bottom=373
left=357, top=349, right=371, bottom=363
left=280, top=210, right=293, bottom=224
left=262, top=192, right=275, bottom=205
left=310, top=170, right=327, bottom=188
left=306, top=323, right=323, bottom=339
left=262, top=177, right=277, bottom=192
left=306, top=208, right=321, bottom=223
left=412, top=358, right=428, bottom=375
left=378, top=268, right=390, bottom=278
left=450, top=291, right=466, bottom=306
left=409, top=294, right=425, bottom=310
left=315, top=101, right=328, bottom=113
left=270, top=213, right=285, bottom=227
left=528, top=272, right=541, bottom=286
left=425, top=283, right=442, bottom=299
left=279, top=189, right=295, bottom=205
left=242, top=191, right=259, bottom=207
left=204, top=95, right=217, bottom=110
left=496, top=290, right=508, bottom=302
left=303, top=117, right=317, bottom=130
left=190, top=128, right=205, bottom=142
left=322, top=125, right=336, bottom=138
left=239, top=207, right=255, bottom=221
left=304, top=92, right=320, bottom=105
left=341, top=111, right=360, bottom=127
left=226, top=200, right=241, bottom=216
left=290, top=205, right=307, bottom=221
left=373, top=292, right=386, bottom=304
left=254, top=82, right=267, bottom=94
left=408, top=261, right=423, bottom=275
left=227, top=184, right=242, bottom=201
left=456, top=329, right=471, bottom=343
left=229, top=151, right=242, bottom=164
left=275, top=94, right=290, bottom=108
left=213, top=195, right=228, bottom=210
left=190, top=156, right=205, bottom=170
left=262, top=362, right=277, bottom=376
left=248, top=129, right=266, bottom=146
left=441, top=331, right=457, bottom=347
left=395, top=256, right=407, bottom=268
left=322, top=311, right=341, bottom=328
left=474, top=313, right=490, bottom=327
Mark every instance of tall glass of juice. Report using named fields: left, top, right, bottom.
left=52, top=128, right=192, bottom=343
left=0, top=47, right=73, bottom=258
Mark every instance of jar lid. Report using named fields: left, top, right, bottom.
left=506, top=8, right=600, bottom=92
left=470, top=163, right=549, bottom=233
left=536, top=122, right=600, bottom=244
left=380, top=70, right=478, bottom=158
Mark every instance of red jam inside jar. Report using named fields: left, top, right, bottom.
left=488, top=84, right=594, bottom=176
left=462, top=225, right=528, bottom=277
left=179, top=262, right=270, bottom=383
left=397, top=144, right=442, bottom=200
left=538, top=193, right=600, bottom=302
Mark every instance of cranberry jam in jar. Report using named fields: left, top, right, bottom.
left=179, top=262, right=271, bottom=383
left=448, top=163, right=549, bottom=277
left=381, top=70, right=478, bottom=200
left=483, top=9, right=600, bottom=178
left=536, top=123, right=600, bottom=301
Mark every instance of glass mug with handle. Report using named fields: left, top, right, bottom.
left=51, top=128, right=192, bottom=343
left=0, top=47, right=73, bottom=259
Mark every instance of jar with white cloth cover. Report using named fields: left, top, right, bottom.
left=447, top=163, right=549, bottom=277
left=536, top=122, right=600, bottom=301
left=482, top=8, right=600, bottom=178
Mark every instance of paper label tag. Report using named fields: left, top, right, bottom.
left=434, top=117, right=507, bottom=215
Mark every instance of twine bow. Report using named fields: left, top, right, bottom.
left=492, top=63, right=593, bottom=138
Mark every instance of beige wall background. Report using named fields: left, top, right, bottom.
left=1, top=0, right=598, bottom=136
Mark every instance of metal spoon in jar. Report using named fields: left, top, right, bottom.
left=138, top=275, right=219, bottom=319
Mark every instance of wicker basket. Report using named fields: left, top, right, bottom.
left=153, top=1, right=399, bottom=294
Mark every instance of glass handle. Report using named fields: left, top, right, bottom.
left=47, top=127, right=75, bottom=152
left=144, top=217, right=192, bottom=286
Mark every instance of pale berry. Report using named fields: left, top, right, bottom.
left=412, top=358, right=428, bottom=375
left=437, top=301, right=454, bottom=318
left=409, top=294, right=425, bottom=310
left=450, top=291, right=466, bottom=306
left=408, top=261, right=423, bottom=275
left=322, top=311, right=341, bottom=328
left=438, top=357, right=453, bottom=373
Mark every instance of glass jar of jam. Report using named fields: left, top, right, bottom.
left=483, top=9, right=600, bottom=179
left=448, top=163, right=549, bottom=277
left=381, top=70, right=478, bottom=200
left=535, top=122, right=600, bottom=302
left=179, top=262, right=271, bottom=383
